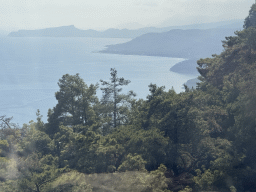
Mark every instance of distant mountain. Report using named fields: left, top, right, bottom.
left=8, top=25, right=157, bottom=38
left=8, top=19, right=243, bottom=38
left=100, top=28, right=238, bottom=59
left=8, top=25, right=97, bottom=37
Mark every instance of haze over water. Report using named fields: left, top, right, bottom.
left=0, top=37, right=196, bottom=126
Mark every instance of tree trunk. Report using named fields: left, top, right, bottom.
left=114, top=81, right=117, bottom=128
left=36, top=183, right=40, bottom=192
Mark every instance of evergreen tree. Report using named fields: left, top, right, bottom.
left=100, top=68, right=135, bottom=133
left=46, top=74, right=99, bottom=136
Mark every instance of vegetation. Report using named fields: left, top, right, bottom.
left=1, top=3, right=256, bottom=192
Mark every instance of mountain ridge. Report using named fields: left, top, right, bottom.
left=8, top=19, right=243, bottom=38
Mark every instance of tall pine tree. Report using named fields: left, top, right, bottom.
left=100, top=68, right=135, bottom=134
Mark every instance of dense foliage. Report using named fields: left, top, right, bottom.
left=1, top=4, right=256, bottom=192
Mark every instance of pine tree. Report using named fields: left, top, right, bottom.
left=46, top=74, right=99, bottom=136
left=100, top=68, right=135, bottom=132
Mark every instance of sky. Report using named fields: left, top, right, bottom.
left=0, top=0, right=255, bottom=31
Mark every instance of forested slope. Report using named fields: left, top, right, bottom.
left=1, top=4, right=256, bottom=192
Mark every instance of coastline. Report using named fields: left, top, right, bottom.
left=99, top=49, right=200, bottom=72
left=99, top=50, right=201, bottom=90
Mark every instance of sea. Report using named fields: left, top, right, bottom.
left=0, top=37, right=197, bottom=126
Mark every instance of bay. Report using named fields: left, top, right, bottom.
left=0, top=37, right=197, bottom=126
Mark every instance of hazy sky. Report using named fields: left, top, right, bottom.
left=1, top=0, right=255, bottom=31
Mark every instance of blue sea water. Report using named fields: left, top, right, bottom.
left=0, top=37, right=197, bottom=126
